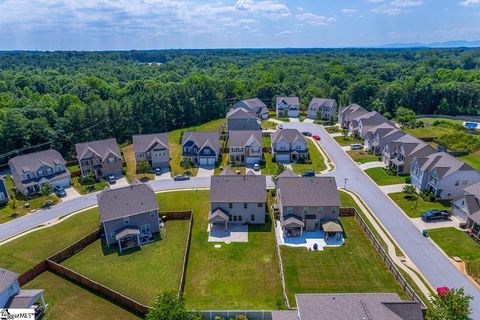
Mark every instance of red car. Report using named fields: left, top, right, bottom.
left=312, top=135, right=321, bottom=141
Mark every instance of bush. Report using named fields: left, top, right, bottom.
left=79, top=172, right=95, bottom=185
left=405, top=176, right=411, bottom=184
left=383, top=167, right=398, bottom=176
left=420, top=191, right=437, bottom=202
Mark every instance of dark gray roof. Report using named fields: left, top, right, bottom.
left=464, top=182, right=480, bottom=197
left=417, top=152, right=474, bottom=179
left=133, top=133, right=169, bottom=153
left=75, top=138, right=123, bottom=161
left=115, top=227, right=140, bottom=240
left=342, top=104, right=369, bottom=122
left=228, top=130, right=263, bottom=148
left=233, top=98, right=266, bottom=110
left=97, top=181, right=159, bottom=222
left=182, top=131, right=220, bottom=154
left=272, top=129, right=306, bottom=145
left=226, top=107, right=256, bottom=119
left=359, top=112, right=393, bottom=128
left=277, top=176, right=340, bottom=207
left=276, top=96, right=299, bottom=106
left=210, top=174, right=266, bottom=203
left=296, top=293, right=423, bottom=320
left=308, top=98, right=337, bottom=112
left=276, top=169, right=299, bottom=178
left=9, top=149, right=66, bottom=174
left=7, top=290, right=44, bottom=308
left=0, top=268, right=19, bottom=293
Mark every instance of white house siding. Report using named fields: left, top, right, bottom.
left=452, top=197, right=471, bottom=222
left=211, top=201, right=266, bottom=224
left=435, top=172, right=480, bottom=200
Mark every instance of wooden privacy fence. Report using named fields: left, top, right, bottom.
left=339, top=207, right=356, bottom=217
left=178, top=213, right=194, bottom=295
left=17, top=261, right=48, bottom=286
left=199, top=310, right=280, bottom=320
left=49, top=227, right=102, bottom=263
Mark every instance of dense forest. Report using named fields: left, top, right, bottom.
left=1, top=48, right=480, bottom=161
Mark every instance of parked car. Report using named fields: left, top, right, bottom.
left=154, top=168, right=162, bottom=176
left=350, top=143, right=362, bottom=150
left=107, top=175, right=116, bottom=184
left=278, top=124, right=283, bottom=129
left=53, top=185, right=66, bottom=197
left=302, top=170, right=315, bottom=177
left=174, top=175, right=190, bottom=181
left=302, top=131, right=312, bottom=137
left=421, top=210, right=452, bottom=222
left=312, top=135, right=321, bottom=141
left=253, top=163, right=260, bottom=171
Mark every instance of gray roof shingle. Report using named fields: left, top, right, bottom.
left=182, top=131, right=220, bottom=155
left=9, top=149, right=66, bottom=174
left=417, top=152, right=474, bottom=179
left=0, top=268, right=19, bottom=294
left=277, top=176, right=340, bottom=207
left=133, top=133, right=169, bottom=153
left=228, top=130, right=263, bottom=148
left=308, top=98, right=336, bottom=112
left=75, top=138, right=123, bottom=162
left=210, top=174, right=266, bottom=203
left=271, top=129, right=306, bottom=145
left=226, top=107, right=256, bottom=119
left=276, top=96, right=299, bottom=106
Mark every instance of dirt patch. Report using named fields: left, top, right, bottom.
left=450, top=258, right=480, bottom=289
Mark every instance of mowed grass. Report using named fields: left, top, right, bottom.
left=157, top=190, right=284, bottom=310
left=417, top=117, right=463, bottom=125
left=403, top=125, right=453, bottom=139
left=261, top=120, right=278, bottom=130
left=291, top=139, right=327, bottom=174
left=388, top=192, right=451, bottom=218
left=365, top=167, right=408, bottom=186
left=281, top=216, right=405, bottom=305
left=262, top=152, right=277, bottom=175
left=24, top=271, right=140, bottom=320
left=460, top=151, right=480, bottom=172
left=71, top=176, right=108, bottom=195
left=428, top=228, right=480, bottom=284
left=121, top=144, right=154, bottom=183
left=168, top=118, right=225, bottom=176
left=334, top=135, right=362, bottom=146
left=347, top=150, right=380, bottom=164
left=62, top=220, right=190, bottom=305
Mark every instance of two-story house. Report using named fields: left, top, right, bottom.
left=411, top=152, right=480, bottom=200
left=232, top=98, right=269, bottom=120
left=208, top=171, right=267, bottom=229
left=0, top=268, right=47, bottom=315
left=271, top=129, right=308, bottom=163
left=276, top=174, right=341, bottom=238
left=75, top=138, right=123, bottom=180
left=365, top=125, right=405, bottom=155
left=181, top=131, right=220, bottom=166
left=8, top=149, right=71, bottom=197
left=98, top=180, right=160, bottom=252
left=276, top=97, right=300, bottom=118
left=228, top=130, right=263, bottom=166
left=382, top=134, right=436, bottom=174
left=338, top=103, right=368, bottom=129
left=307, top=98, right=338, bottom=120
left=355, top=113, right=393, bottom=139
left=226, top=107, right=261, bottom=132
left=0, top=177, right=9, bottom=205
left=133, top=133, right=170, bottom=171
left=452, top=182, right=480, bottom=222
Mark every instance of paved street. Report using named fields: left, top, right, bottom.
left=281, top=122, right=480, bottom=317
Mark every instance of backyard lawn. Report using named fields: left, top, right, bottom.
left=261, top=120, right=278, bottom=130
left=213, top=154, right=246, bottom=175
left=281, top=215, right=405, bottom=305
left=62, top=220, right=190, bottom=305
left=365, top=167, right=408, bottom=186
left=460, top=151, right=480, bottom=172
left=24, top=271, right=140, bottom=320
left=71, top=176, right=109, bottom=195
left=388, top=192, right=451, bottom=218
left=263, top=134, right=271, bottom=147
left=291, top=139, right=327, bottom=174
left=262, top=152, right=277, bottom=176
left=417, top=117, right=463, bottom=125
left=168, top=118, right=225, bottom=176
left=347, top=150, right=380, bottom=164
left=157, top=190, right=284, bottom=310
left=428, top=228, right=480, bottom=284
left=66, top=163, right=80, bottom=173
left=121, top=144, right=154, bottom=183
left=403, top=125, right=453, bottom=139
left=334, top=135, right=362, bottom=147
left=324, top=126, right=341, bottom=134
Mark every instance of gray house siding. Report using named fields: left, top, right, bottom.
left=211, top=201, right=265, bottom=224
left=103, top=210, right=160, bottom=246
left=0, top=178, right=9, bottom=205
left=227, top=118, right=261, bottom=131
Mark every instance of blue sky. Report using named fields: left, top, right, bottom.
left=0, top=0, right=479, bottom=50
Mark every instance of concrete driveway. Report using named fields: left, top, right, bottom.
left=197, top=166, right=214, bottom=177
left=379, top=184, right=408, bottom=194
left=109, top=177, right=129, bottom=189
left=154, top=169, right=172, bottom=181
left=359, top=161, right=384, bottom=170
left=62, top=187, right=81, bottom=202
left=303, top=118, right=314, bottom=123
left=290, top=117, right=300, bottom=122
left=411, top=217, right=462, bottom=231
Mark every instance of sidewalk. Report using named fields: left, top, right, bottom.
left=379, top=184, right=408, bottom=194
left=359, top=161, right=384, bottom=170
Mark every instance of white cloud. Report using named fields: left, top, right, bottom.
left=368, top=0, right=385, bottom=3
left=341, top=8, right=358, bottom=14
left=296, top=12, right=336, bottom=26
left=390, top=0, right=422, bottom=7
left=371, top=0, right=422, bottom=15
left=234, top=0, right=290, bottom=16
left=275, top=30, right=293, bottom=36
left=460, top=0, right=480, bottom=6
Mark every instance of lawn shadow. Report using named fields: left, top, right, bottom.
left=248, top=214, right=273, bottom=233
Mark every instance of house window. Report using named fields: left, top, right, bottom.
left=25, top=173, right=31, bottom=179
left=150, top=212, right=156, bottom=218
left=147, top=152, right=151, bottom=157
left=228, top=214, right=232, bottom=221
left=123, top=217, right=130, bottom=225
left=7, top=285, right=15, bottom=296
left=332, top=208, right=337, bottom=215
left=204, top=149, right=210, bottom=155
left=462, top=200, right=465, bottom=206
left=111, top=232, right=116, bottom=240
left=0, top=192, right=5, bottom=201
left=107, top=157, right=116, bottom=164
left=257, top=202, right=263, bottom=207
left=140, top=224, right=151, bottom=234
left=37, top=170, right=43, bottom=177
left=82, top=160, right=90, bottom=166
left=303, top=207, right=308, bottom=214
left=233, top=216, right=238, bottom=221
left=46, top=168, right=52, bottom=175
left=296, top=145, right=302, bottom=150
left=287, top=207, right=293, bottom=215
left=238, top=215, right=243, bottom=221
left=317, top=207, right=323, bottom=214
left=244, top=203, right=248, bottom=209
left=251, top=214, right=255, bottom=221
left=229, top=203, right=233, bottom=209
left=56, top=165, right=63, bottom=172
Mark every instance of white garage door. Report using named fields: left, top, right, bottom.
left=199, top=158, right=208, bottom=165
left=207, top=158, right=215, bottom=165
left=288, top=110, right=299, bottom=117
left=276, top=154, right=290, bottom=162
left=51, top=177, right=71, bottom=188
left=246, top=157, right=259, bottom=165
left=200, top=158, right=215, bottom=165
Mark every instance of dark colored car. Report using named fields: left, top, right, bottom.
left=302, top=170, right=315, bottom=177
left=421, top=210, right=452, bottom=222
left=154, top=168, right=162, bottom=176
left=312, top=135, right=321, bottom=141
left=107, top=175, right=116, bottom=184
left=302, top=131, right=312, bottom=137
left=53, top=185, right=66, bottom=197
left=174, top=175, right=190, bottom=181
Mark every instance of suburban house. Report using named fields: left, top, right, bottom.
left=0, top=268, right=47, bottom=316
left=228, top=130, right=263, bottom=166
left=232, top=98, right=269, bottom=119
left=208, top=172, right=267, bottom=229
left=276, top=174, right=342, bottom=238
left=271, top=129, right=308, bottom=163
left=0, top=177, right=9, bottom=205
left=8, top=149, right=71, bottom=197
left=349, top=111, right=392, bottom=138
left=307, top=98, right=338, bottom=120
left=276, top=96, right=300, bottom=118
left=452, top=182, right=480, bottom=221
left=338, top=103, right=368, bottom=129
left=411, top=152, right=480, bottom=200
left=365, top=125, right=406, bottom=155
left=98, top=180, right=160, bottom=252
left=226, top=107, right=261, bottom=131
left=133, top=133, right=170, bottom=171
left=75, top=138, right=124, bottom=180
left=181, top=131, right=220, bottom=166
left=382, top=135, right=436, bottom=174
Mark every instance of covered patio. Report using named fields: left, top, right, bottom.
left=207, top=208, right=230, bottom=231
left=115, top=227, right=141, bottom=253
left=322, top=220, right=344, bottom=242
left=281, top=215, right=305, bottom=237
left=7, top=289, right=47, bottom=318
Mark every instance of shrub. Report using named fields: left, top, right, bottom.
left=79, top=172, right=96, bottom=185
left=405, top=176, right=411, bottom=184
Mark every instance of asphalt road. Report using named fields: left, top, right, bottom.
left=282, top=122, right=480, bottom=318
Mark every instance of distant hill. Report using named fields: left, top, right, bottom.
left=381, top=40, right=480, bottom=48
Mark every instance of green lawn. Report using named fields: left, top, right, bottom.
left=403, top=126, right=453, bottom=139
left=365, top=167, right=408, bottom=186
left=24, top=271, right=140, bottom=320
left=62, top=220, right=190, bottom=305
left=325, top=126, right=341, bottom=134
left=272, top=116, right=290, bottom=122
left=347, top=150, right=380, bottom=164
left=334, top=135, right=362, bottom=146
left=388, top=192, right=451, bottom=218
left=157, top=190, right=284, bottom=310
left=121, top=144, right=154, bottom=183
left=299, top=116, right=306, bottom=122
left=417, top=117, right=463, bottom=125
left=66, top=163, right=80, bottom=173
left=213, top=153, right=246, bottom=175
left=168, top=118, right=225, bottom=176
left=428, top=228, right=480, bottom=284
left=262, top=152, right=277, bottom=175
left=460, top=151, right=480, bottom=172
left=263, top=134, right=271, bottom=147
left=71, top=176, right=109, bottom=195
left=261, top=120, right=278, bottom=130
left=281, top=215, right=405, bottom=305
left=291, top=139, right=327, bottom=174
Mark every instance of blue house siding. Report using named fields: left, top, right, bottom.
left=0, top=178, right=9, bottom=205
